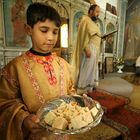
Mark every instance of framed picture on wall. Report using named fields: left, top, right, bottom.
left=105, top=23, right=115, bottom=54
left=105, top=57, right=114, bottom=73
left=3, top=0, right=32, bottom=48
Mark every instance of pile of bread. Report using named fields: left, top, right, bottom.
left=44, top=101, right=99, bottom=130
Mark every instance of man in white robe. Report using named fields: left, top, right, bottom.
left=72, top=4, right=101, bottom=93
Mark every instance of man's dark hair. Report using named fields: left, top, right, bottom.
left=88, top=4, right=98, bottom=14
left=26, top=2, right=61, bottom=28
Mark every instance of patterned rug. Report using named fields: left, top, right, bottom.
left=104, top=106, right=140, bottom=140
left=88, top=90, right=140, bottom=140
left=88, top=89, right=129, bottom=113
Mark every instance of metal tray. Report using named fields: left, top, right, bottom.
left=37, top=95, right=104, bottom=135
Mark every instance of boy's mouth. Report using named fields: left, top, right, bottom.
left=43, top=43, right=53, bottom=47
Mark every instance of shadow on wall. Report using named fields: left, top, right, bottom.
left=124, top=0, right=140, bottom=60
left=123, top=59, right=136, bottom=72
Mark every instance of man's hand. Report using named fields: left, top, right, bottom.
left=84, top=47, right=91, bottom=58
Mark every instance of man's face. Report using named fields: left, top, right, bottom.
left=91, top=6, right=100, bottom=21
left=27, top=19, right=59, bottom=53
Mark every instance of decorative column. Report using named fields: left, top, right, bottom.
left=0, top=0, right=4, bottom=46
left=0, top=0, right=5, bottom=68
left=117, top=0, right=128, bottom=57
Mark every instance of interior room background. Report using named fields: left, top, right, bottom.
left=0, top=0, right=139, bottom=72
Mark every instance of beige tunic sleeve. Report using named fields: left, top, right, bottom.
left=0, top=61, right=29, bottom=140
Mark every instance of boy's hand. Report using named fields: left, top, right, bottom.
left=23, top=114, right=42, bottom=133
left=28, top=131, right=50, bottom=140
left=23, top=114, right=50, bottom=140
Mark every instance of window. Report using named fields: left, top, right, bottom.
left=60, top=23, right=68, bottom=48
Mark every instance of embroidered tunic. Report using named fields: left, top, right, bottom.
left=0, top=50, right=75, bottom=140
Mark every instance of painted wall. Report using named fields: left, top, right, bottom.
left=95, top=0, right=117, bottom=10
left=124, top=0, right=140, bottom=60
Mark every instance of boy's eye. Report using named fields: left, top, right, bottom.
left=40, top=29, right=48, bottom=33
left=40, top=28, right=58, bottom=35
left=53, top=31, right=59, bottom=35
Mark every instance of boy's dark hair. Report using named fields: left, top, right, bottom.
left=27, top=2, right=61, bottom=28
left=88, top=4, right=98, bottom=14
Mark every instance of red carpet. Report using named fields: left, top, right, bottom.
left=88, top=90, right=140, bottom=140
left=88, top=90, right=129, bottom=113
left=104, top=106, right=140, bottom=140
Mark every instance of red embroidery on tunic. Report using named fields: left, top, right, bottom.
left=23, top=51, right=65, bottom=103
left=22, top=57, right=45, bottom=104
left=26, top=52, right=57, bottom=86
left=59, top=59, right=64, bottom=96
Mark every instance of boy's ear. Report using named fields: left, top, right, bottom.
left=24, top=24, right=32, bottom=35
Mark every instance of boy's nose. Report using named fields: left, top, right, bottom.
left=46, top=32, right=53, bottom=40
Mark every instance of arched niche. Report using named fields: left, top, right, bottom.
left=105, top=22, right=115, bottom=54
left=73, top=11, right=84, bottom=45
left=33, top=0, right=69, bottom=18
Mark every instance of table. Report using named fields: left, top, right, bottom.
left=69, top=122, right=121, bottom=140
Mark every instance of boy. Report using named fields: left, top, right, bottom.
left=0, top=2, right=74, bottom=140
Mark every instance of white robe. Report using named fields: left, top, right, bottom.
left=71, top=15, right=101, bottom=92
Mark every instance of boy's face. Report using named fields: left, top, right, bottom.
left=27, top=19, right=59, bottom=53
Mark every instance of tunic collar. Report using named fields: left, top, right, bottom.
left=29, top=48, right=52, bottom=56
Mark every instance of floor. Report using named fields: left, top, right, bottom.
left=101, top=72, right=140, bottom=109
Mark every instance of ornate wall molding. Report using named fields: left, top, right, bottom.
left=33, top=0, right=69, bottom=18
